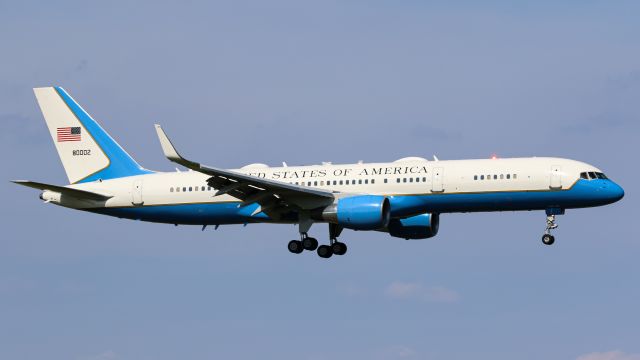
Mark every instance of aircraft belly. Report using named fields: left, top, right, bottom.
left=89, top=202, right=271, bottom=225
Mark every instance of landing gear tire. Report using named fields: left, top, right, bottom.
left=331, top=242, right=347, bottom=255
left=288, top=240, right=304, bottom=254
left=542, top=234, right=555, bottom=246
left=317, top=245, right=333, bottom=258
left=302, top=237, right=318, bottom=251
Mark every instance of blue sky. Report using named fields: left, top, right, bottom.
left=1, top=1, right=639, bottom=359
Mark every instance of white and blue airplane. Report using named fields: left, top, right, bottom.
left=14, top=87, right=624, bottom=258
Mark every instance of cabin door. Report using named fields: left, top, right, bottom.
left=431, top=167, right=444, bottom=192
left=132, top=179, right=144, bottom=206
left=550, top=165, right=562, bottom=189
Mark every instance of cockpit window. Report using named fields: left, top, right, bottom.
left=582, top=171, right=608, bottom=180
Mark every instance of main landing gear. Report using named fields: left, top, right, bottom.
left=541, top=208, right=563, bottom=246
left=288, top=223, right=347, bottom=258
left=287, top=234, right=318, bottom=254
left=288, top=233, right=348, bottom=258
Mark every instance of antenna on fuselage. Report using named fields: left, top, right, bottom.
left=433, top=155, right=439, bottom=161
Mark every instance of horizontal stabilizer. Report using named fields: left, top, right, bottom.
left=12, top=180, right=113, bottom=201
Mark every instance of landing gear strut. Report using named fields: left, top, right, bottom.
left=541, top=215, right=557, bottom=245
left=542, top=208, right=563, bottom=245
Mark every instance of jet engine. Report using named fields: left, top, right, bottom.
left=386, top=213, right=439, bottom=239
left=321, top=195, right=391, bottom=230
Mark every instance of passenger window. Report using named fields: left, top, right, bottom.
left=403, top=178, right=407, bottom=183
left=358, top=179, right=362, bottom=184
left=397, top=178, right=401, bottom=183
left=480, top=175, right=484, bottom=180
left=170, top=187, right=174, bottom=192
left=415, top=177, right=419, bottom=182
left=339, top=180, right=343, bottom=185
left=422, top=177, right=426, bottom=182
left=500, top=174, right=504, bottom=179
left=194, top=186, right=198, bottom=191
left=183, top=187, right=186, bottom=192
left=314, top=181, right=318, bottom=186
left=513, top=174, right=517, bottom=179
left=371, top=179, right=375, bottom=184
left=384, top=179, right=388, bottom=183
left=365, top=179, right=369, bottom=184
left=352, top=180, right=356, bottom=185
left=474, top=175, right=478, bottom=180
left=320, top=181, right=325, bottom=186
left=409, top=178, right=413, bottom=183
left=208, top=186, right=212, bottom=191
left=506, top=174, right=510, bottom=179
left=494, top=175, right=497, bottom=180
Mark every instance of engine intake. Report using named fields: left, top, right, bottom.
left=387, top=213, right=439, bottom=239
left=322, top=195, right=391, bottom=230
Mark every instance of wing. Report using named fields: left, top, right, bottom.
left=154, top=125, right=335, bottom=218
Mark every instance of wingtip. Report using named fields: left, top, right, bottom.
left=154, top=124, right=183, bottom=162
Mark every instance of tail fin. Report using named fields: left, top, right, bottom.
left=33, top=87, right=152, bottom=184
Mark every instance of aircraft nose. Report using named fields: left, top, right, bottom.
left=608, top=181, right=625, bottom=202
left=596, top=180, right=624, bottom=204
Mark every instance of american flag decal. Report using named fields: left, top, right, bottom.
left=57, top=127, right=81, bottom=142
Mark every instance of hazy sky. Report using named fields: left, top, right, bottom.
left=1, top=1, right=639, bottom=359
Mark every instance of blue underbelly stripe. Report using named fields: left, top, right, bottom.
left=85, top=179, right=621, bottom=224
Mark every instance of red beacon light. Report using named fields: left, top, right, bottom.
left=491, top=154, right=498, bottom=160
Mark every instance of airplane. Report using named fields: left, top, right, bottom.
left=13, top=87, right=624, bottom=258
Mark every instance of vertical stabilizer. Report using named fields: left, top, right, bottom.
left=33, top=87, right=152, bottom=184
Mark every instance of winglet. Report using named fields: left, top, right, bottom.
left=154, top=124, right=200, bottom=169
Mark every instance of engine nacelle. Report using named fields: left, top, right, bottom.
left=387, top=213, right=440, bottom=240
left=322, top=195, right=391, bottom=230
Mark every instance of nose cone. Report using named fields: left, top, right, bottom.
left=592, top=180, right=624, bottom=205
left=607, top=181, right=625, bottom=203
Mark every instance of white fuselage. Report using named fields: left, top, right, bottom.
left=43, top=156, right=617, bottom=226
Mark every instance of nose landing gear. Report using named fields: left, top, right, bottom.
left=542, top=208, right=563, bottom=245
left=542, top=215, right=557, bottom=245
